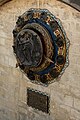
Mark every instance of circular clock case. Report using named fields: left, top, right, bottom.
left=13, top=8, right=70, bottom=86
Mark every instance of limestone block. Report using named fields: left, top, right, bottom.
left=72, top=12, right=80, bottom=22
left=67, top=74, right=80, bottom=89
left=59, top=83, right=71, bottom=95
left=68, top=64, right=80, bottom=75
left=52, top=106, right=70, bottom=120
left=69, top=54, right=78, bottom=64
left=71, top=109, right=80, bottom=120
left=19, top=112, right=28, bottom=120
left=0, top=46, right=13, bottom=56
left=74, top=98, right=80, bottom=111
left=0, top=54, right=5, bottom=65
left=70, top=44, right=80, bottom=55
left=0, top=105, right=17, bottom=120
left=77, top=56, right=80, bottom=65
left=4, top=55, right=9, bottom=66
left=60, top=104, right=71, bottom=113
left=71, top=87, right=80, bottom=99
left=12, top=68, right=22, bottom=79
left=76, top=23, right=80, bottom=31
left=50, top=91, right=64, bottom=106
left=63, top=95, right=74, bottom=107
left=71, top=33, right=80, bottom=44
left=0, top=46, right=7, bottom=55
left=0, top=29, right=8, bottom=38
left=19, top=106, right=54, bottom=120
left=0, top=87, right=7, bottom=99
left=0, top=37, right=5, bottom=46
left=8, top=57, right=16, bottom=67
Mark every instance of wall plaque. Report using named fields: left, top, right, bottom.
left=13, top=8, right=70, bottom=86
left=27, top=88, right=49, bottom=113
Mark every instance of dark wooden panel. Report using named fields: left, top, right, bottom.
left=59, top=0, right=80, bottom=11
left=27, top=88, right=49, bottom=113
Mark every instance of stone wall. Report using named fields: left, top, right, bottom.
left=0, top=0, right=80, bottom=120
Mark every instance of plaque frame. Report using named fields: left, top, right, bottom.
left=27, top=88, right=50, bottom=114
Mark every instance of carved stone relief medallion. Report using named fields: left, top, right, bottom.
left=13, top=8, right=70, bottom=86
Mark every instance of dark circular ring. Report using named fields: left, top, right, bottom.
left=22, top=23, right=53, bottom=72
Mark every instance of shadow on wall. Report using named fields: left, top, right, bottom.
left=0, top=0, right=11, bottom=6
left=58, top=0, right=80, bottom=12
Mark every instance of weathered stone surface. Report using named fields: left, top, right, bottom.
left=74, top=98, right=80, bottom=111
left=71, top=108, right=80, bottom=120
left=0, top=0, right=80, bottom=120
left=63, top=95, right=74, bottom=107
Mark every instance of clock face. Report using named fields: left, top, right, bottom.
left=13, top=8, right=70, bottom=86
